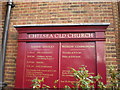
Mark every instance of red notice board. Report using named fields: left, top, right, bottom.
left=14, top=24, right=109, bottom=88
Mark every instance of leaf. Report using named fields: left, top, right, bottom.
left=54, top=80, right=59, bottom=83
left=64, top=85, right=71, bottom=88
left=53, top=86, right=57, bottom=88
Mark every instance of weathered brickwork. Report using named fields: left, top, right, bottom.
left=0, top=2, right=2, bottom=51
left=1, top=1, right=120, bottom=87
left=0, top=2, right=5, bottom=52
left=105, top=2, right=119, bottom=83
left=117, top=2, right=120, bottom=71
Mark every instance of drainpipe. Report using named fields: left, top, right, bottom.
left=0, top=0, right=15, bottom=89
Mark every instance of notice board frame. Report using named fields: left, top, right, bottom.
left=14, top=23, right=110, bottom=88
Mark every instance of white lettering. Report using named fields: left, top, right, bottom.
left=28, top=33, right=94, bottom=39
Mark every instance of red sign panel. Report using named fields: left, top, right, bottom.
left=60, top=42, right=96, bottom=87
left=24, top=43, right=59, bottom=88
left=15, top=25, right=108, bottom=89
left=16, top=42, right=97, bottom=88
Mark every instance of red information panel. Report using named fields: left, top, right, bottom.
left=15, top=25, right=108, bottom=89
left=18, top=42, right=96, bottom=88
left=23, top=43, right=59, bottom=88
left=60, top=42, right=96, bottom=88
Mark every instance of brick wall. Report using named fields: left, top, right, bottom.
left=0, top=1, right=7, bottom=83
left=0, top=2, right=5, bottom=52
left=0, top=1, right=3, bottom=85
left=0, top=2, right=2, bottom=52
left=1, top=1, right=120, bottom=87
left=106, top=2, right=119, bottom=84
left=117, top=1, right=120, bottom=71
left=1, top=1, right=17, bottom=87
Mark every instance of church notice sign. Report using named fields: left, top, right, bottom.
left=28, top=33, right=94, bottom=39
left=24, top=43, right=59, bottom=88
left=14, top=24, right=109, bottom=88
left=17, top=42, right=96, bottom=88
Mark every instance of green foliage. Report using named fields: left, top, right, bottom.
left=31, top=77, right=50, bottom=88
left=31, top=77, right=44, bottom=88
left=53, top=80, right=59, bottom=88
left=31, top=65, right=120, bottom=89
left=106, top=65, right=120, bottom=89
left=70, top=65, right=120, bottom=89
left=70, top=65, right=102, bottom=89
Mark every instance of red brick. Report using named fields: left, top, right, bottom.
left=1, top=1, right=120, bottom=87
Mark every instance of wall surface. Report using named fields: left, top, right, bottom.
left=0, top=1, right=3, bottom=86
left=117, top=1, right=120, bottom=72
left=1, top=1, right=120, bottom=87
left=0, top=2, right=7, bottom=86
